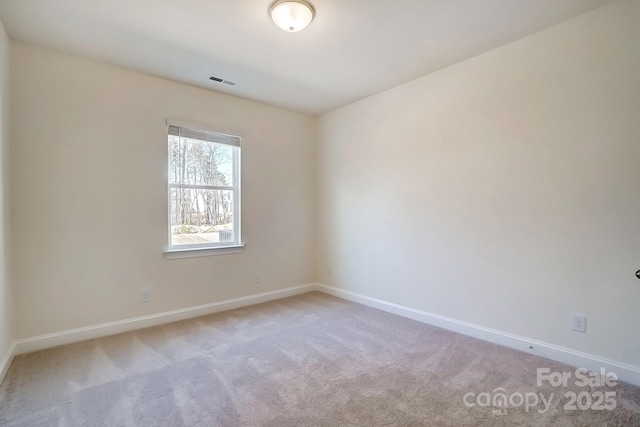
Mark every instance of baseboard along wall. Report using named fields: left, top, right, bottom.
left=0, top=284, right=316, bottom=384
left=0, top=341, right=16, bottom=386
left=314, top=283, right=640, bottom=388
left=1, top=282, right=638, bottom=388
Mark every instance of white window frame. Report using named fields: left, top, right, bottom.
left=164, top=119, right=244, bottom=259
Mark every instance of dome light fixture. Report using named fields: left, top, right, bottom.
left=269, top=0, right=315, bottom=33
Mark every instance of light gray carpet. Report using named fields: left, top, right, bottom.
left=1, top=292, right=639, bottom=426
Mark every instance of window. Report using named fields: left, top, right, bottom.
left=166, top=121, right=242, bottom=256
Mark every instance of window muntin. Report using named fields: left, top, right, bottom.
left=167, top=124, right=241, bottom=251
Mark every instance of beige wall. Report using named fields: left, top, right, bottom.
left=0, top=20, right=11, bottom=363
left=317, top=0, right=640, bottom=367
left=10, top=43, right=316, bottom=338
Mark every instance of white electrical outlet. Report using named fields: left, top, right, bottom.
left=141, top=289, right=151, bottom=303
left=255, top=273, right=261, bottom=283
left=571, top=314, right=586, bottom=333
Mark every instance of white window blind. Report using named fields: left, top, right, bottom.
left=167, top=125, right=240, bottom=147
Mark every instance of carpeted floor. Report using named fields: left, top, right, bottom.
left=1, top=292, right=639, bottom=426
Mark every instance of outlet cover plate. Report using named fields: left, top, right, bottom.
left=571, top=314, right=586, bottom=333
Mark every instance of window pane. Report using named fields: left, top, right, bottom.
left=170, top=188, right=235, bottom=246
left=168, top=136, right=234, bottom=186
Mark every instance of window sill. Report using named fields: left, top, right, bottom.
left=164, top=244, right=246, bottom=260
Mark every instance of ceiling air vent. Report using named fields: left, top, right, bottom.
left=209, top=76, right=237, bottom=86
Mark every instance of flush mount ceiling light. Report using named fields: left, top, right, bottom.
left=269, top=0, right=315, bottom=32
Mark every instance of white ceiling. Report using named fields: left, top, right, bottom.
left=0, top=0, right=614, bottom=115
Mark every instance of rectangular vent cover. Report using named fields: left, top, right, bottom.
left=209, top=76, right=237, bottom=86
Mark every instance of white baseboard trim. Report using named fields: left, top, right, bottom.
left=5, top=283, right=639, bottom=389
left=12, top=284, right=316, bottom=357
left=0, top=342, right=16, bottom=385
left=315, top=283, right=640, bottom=388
